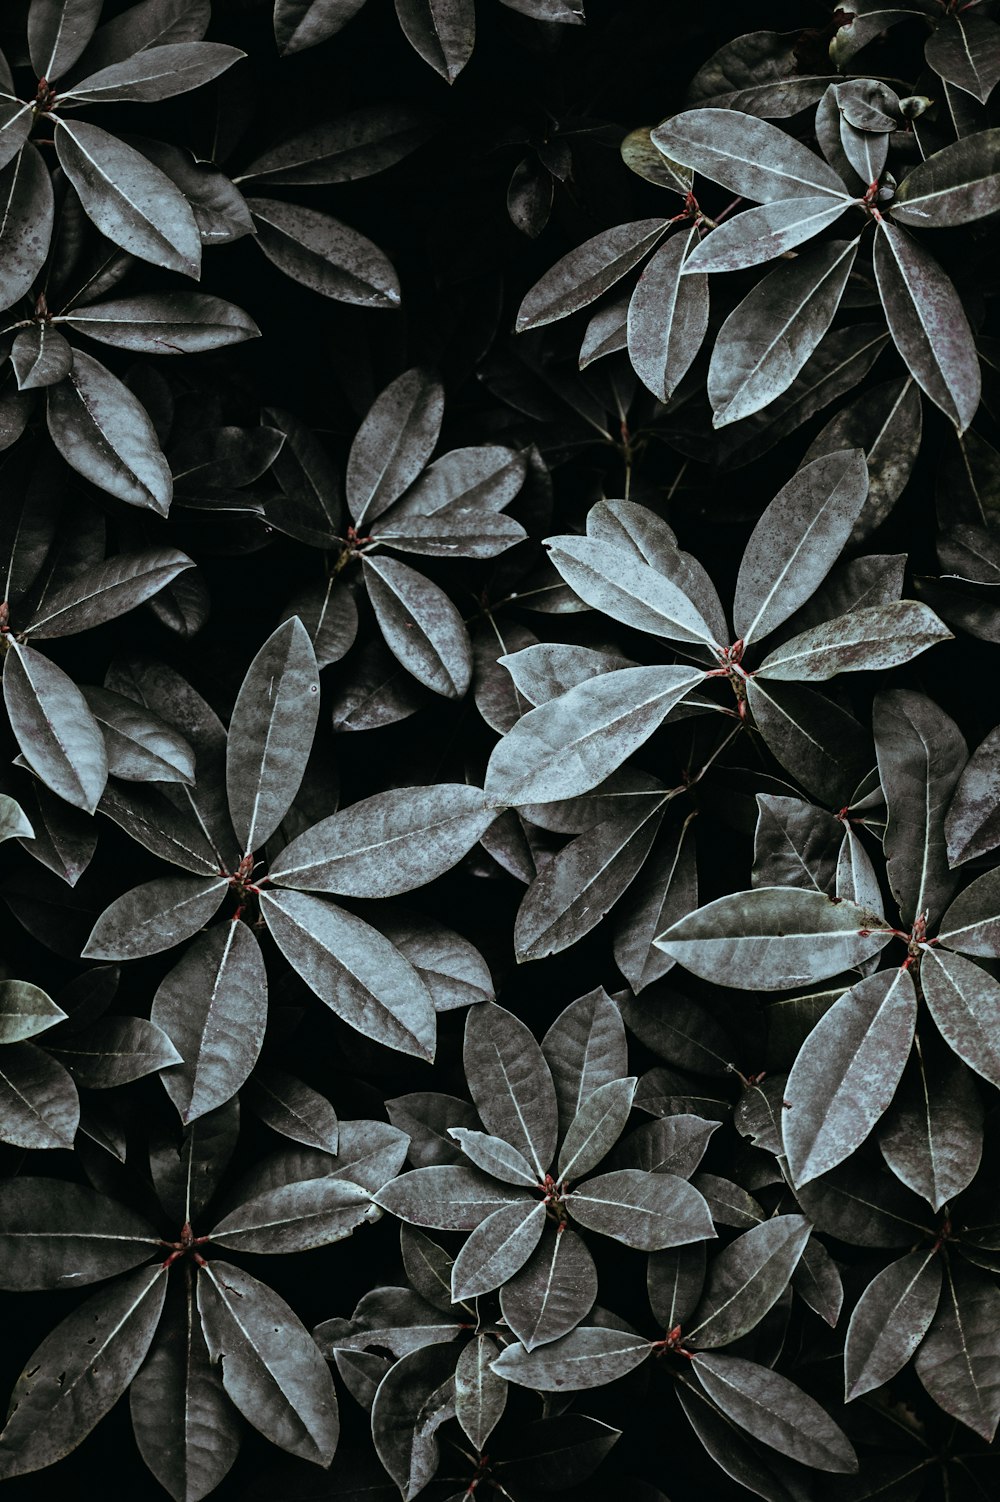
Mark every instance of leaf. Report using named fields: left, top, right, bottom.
left=782, top=968, right=917, bottom=1187
left=707, top=239, right=858, bottom=426
left=73, top=0, right=213, bottom=71
left=691, top=1353, right=857, bottom=1473
left=484, top=665, right=706, bottom=807
left=0, top=146, right=54, bottom=334
left=924, top=11, right=1000, bottom=103
left=752, top=795, right=840, bottom=892
left=844, top=1249, right=942, bottom=1399
left=3, top=641, right=108, bottom=813
left=687, top=1216, right=811, bottom=1348
left=921, top=948, right=1000, bottom=1088
left=873, top=221, right=980, bottom=432
left=226, top=617, right=320, bottom=854
left=455, top=1336, right=506, bottom=1452
left=378, top=913, right=493, bottom=1012
left=792, top=1236, right=843, bottom=1328
left=627, top=228, right=709, bottom=403
left=0, top=1177, right=159, bottom=1290
left=544, top=534, right=720, bottom=647
left=46, top=350, right=173, bottom=514
left=82, top=687, right=195, bottom=784
left=63, top=41, right=245, bottom=102
left=745, top=678, right=872, bottom=807
left=540, top=989, right=628, bottom=1145
left=946, top=724, right=1000, bottom=865
left=650, top=109, right=849, bottom=202
left=197, top=1260, right=338, bottom=1464
left=259, top=888, right=436, bottom=1059
left=248, top=197, right=400, bottom=307
left=516, top=219, right=669, bottom=332
left=239, top=105, right=432, bottom=187
left=273, top=0, right=368, bottom=54
left=0, top=980, right=65, bottom=1043
left=492, top=1325, right=651, bottom=1390
left=11, top=326, right=73, bottom=391
left=657, top=887, right=892, bottom=990
left=648, top=1242, right=706, bottom=1331
left=733, top=448, right=869, bottom=645
left=894, top=129, right=1000, bottom=227
left=449, top=1127, right=537, bottom=1186
left=566, top=1168, right=715, bottom=1250
left=675, top=1379, right=814, bottom=1502
left=0, top=99, right=33, bottom=174
left=0, top=1265, right=167, bottom=1478
left=757, top=603, right=952, bottom=681
left=61, top=292, right=259, bottom=354
left=0, top=794, right=33, bottom=845
left=684, top=196, right=853, bottom=275
left=152, top=921, right=267, bottom=1123
left=55, top=119, right=200, bottom=277
left=28, top=0, right=104, bottom=80
left=874, top=689, right=967, bottom=928
left=48, top=1014, right=182, bottom=1088
left=614, top=816, right=699, bottom=992
left=464, top=1003, right=558, bottom=1177
left=500, top=1223, right=598, bottom=1350
left=347, top=369, right=444, bottom=527
left=363, top=555, right=472, bottom=698
left=210, top=1176, right=374, bottom=1254
left=82, top=874, right=228, bottom=961
left=270, top=784, right=495, bottom=897
left=374, top=1166, right=527, bottom=1229
left=130, top=1273, right=241, bottom=1502
left=25, top=549, right=193, bottom=639
left=451, top=1198, right=547, bottom=1299
left=878, top=1046, right=983, bottom=1209
left=243, top=1066, right=338, bottom=1154
left=558, top=1078, right=637, bottom=1182
left=805, top=377, right=922, bottom=544
left=371, top=1344, right=455, bottom=1502
left=914, top=1262, right=1000, bottom=1441
left=0, top=1044, right=79, bottom=1150
left=613, top=1116, right=719, bottom=1178
left=394, top=0, right=474, bottom=83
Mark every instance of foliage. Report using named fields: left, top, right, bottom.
left=1, top=1, right=1000, bottom=1500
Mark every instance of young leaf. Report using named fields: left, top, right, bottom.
left=500, top=1224, right=598, bottom=1350
left=3, top=641, right=108, bottom=814
left=873, top=221, right=980, bottom=432
left=152, top=921, right=267, bottom=1123
left=782, top=968, right=917, bottom=1187
left=844, top=1249, right=942, bottom=1400
left=687, top=1216, right=811, bottom=1348
left=733, top=448, right=869, bottom=645
left=558, top=1078, right=637, bottom=1183
left=516, top=219, right=669, bottom=332
left=756, top=603, right=952, bottom=681
left=691, top=1353, right=857, bottom=1473
left=657, top=887, right=892, bottom=990
left=83, top=875, right=228, bottom=961
left=684, top=196, right=853, bottom=275
left=544, top=533, right=720, bottom=647
left=464, top=1004, right=558, bottom=1177
left=651, top=109, right=849, bottom=201
left=46, top=351, right=173, bottom=514
left=450, top=1198, right=547, bottom=1299
left=627, top=227, right=709, bottom=403
left=363, top=555, right=472, bottom=698
left=491, top=1326, right=652, bottom=1390
left=260, top=889, right=436, bottom=1060
left=0, top=1265, right=167, bottom=1478
left=197, top=1260, right=339, bottom=1464
left=226, top=617, right=320, bottom=854
left=566, top=1169, right=715, bottom=1250
left=914, top=1262, right=1000, bottom=1441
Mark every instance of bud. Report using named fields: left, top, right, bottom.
left=899, top=95, right=933, bottom=119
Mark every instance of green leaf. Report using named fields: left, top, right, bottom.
left=558, top=1078, right=637, bottom=1182
left=516, top=219, right=669, bottom=332
left=248, top=196, right=400, bottom=307
left=209, top=1176, right=374, bottom=1254
left=500, top=1223, right=598, bottom=1350
left=894, top=129, right=1000, bottom=227
left=566, top=1168, right=715, bottom=1250
left=687, top=1216, right=811, bottom=1348
left=226, top=617, right=320, bottom=854
left=197, top=1260, right=338, bottom=1464
left=492, top=1325, right=652, bottom=1390
left=363, top=555, right=471, bottom=698
left=63, top=41, right=244, bottom=102
left=464, top=1003, right=557, bottom=1177
left=46, top=350, right=173, bottom=514
left=914, top=1262, right=1000, bottom=1441
left=130, top=1272, right=241, bottom=1502
left=28, top=0, right=103, bottom=79
left=455, top=1336, right=506, bottom=1452
left=627, top=227, right=709, bottom=403
left=48, top=1014, right=182, bottom=1088
left=924, top=11, right=1000, bottom=103
left=0, top=1044, right=79, bottom=1150
left=0, top=980, right=66, bottom=1043
left=782, top=967, right=916, bottom=1187
left=685, top=196, right=853, bottom=275
left=878, top=1046, right=983, bottom=1209
left=25, top=549, right=194, bottom=639
left=152, top=920, right=267, bottom=1123
left=374, top=1165, right=526, bottom=1229
left=61, top=292, right=259, bottom=354
left=707, top=238, right=858, bottom=426
left=651, top=109, right=848, bottom=202
left=544, top=533, right=720, bottom=647
left=844, top=1249, right=942, bottom=1399
left=4, top=641, right=108, bottom=813
left=270, top=784, right=495, bottom=897
left=83, top=874, right=228, bottom=961
left=733, top=448, right=869, bottom=645
left=0, top=1265, right=167, bottom=1478
left=0, top=1177, right=159, bottom=1290
left=260, top=889, right=436, bottom=1060
left=873, top=221, right=980, bottom=432
left=875, top=689, right=968, bottom=928
left=485, top=665, right=705, bottom=808
left=451, top=1198, right=546, bottom=1299
left=657, top=887, right=892, bottom=990
left=55, top=119, right=200, bottom=276
left=394, top=0, right=475, bottom=84
left=691, top=1352, right=857, bottom=1473
left=243, top=1065, right=339, bottom=1154
left=757, top=603, right=952, bottom=681
left=921, top=948, right=1000, bottom=1088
